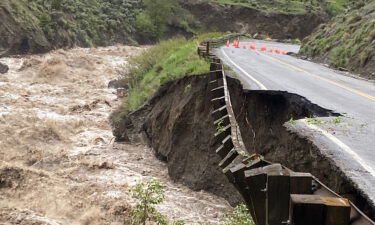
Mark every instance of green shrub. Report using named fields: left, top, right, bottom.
left=222, top=204, right=255, bottom=225
left=116, top=33, right=221, bottom=116
left=129, top=179, right=167, bottom=225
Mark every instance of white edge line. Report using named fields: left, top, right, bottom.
left=302, top=119, right=375, bottom=177
left=220, top=47, right=375, bottom=177
left=220, top=48, right=267, bottom=90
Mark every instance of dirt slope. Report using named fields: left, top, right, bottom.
left=0, top=46, right=231, bottom=224
left=112, top=74, right=244, bottom=205
left=181, top=0, right=327, bottom=40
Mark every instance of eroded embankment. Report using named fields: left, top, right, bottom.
left=112, top=74, right=244, bottom=205
left=113, top=72, right=375, bottom=220
left=227, top=76, right=375, bottom=220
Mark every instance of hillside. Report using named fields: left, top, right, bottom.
left=209, top=0, right=352, bottom=15
left=0, top=0, right=142, bottom=56
left=0, top=0, right=357, bottom=56
left=300, top=0, right=375, bottom=80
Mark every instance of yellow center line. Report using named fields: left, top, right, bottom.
left=259, top=52, right=375, bottom=102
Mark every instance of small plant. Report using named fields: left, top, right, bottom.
left=216, top=119, right=226, bottom=132
left=129, top=179, right=185, bottom=225
left=330, top=117, right=342, bottom=124
left=129, top=179, right=167, bottom=225
left=222, top=204, right=255, bottom=225
left=306, top=118, right=326, bottom=125
left=287, top=117, right=296, bottom=125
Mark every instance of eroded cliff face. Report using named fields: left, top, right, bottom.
left=181, top=0, right=327, bottom=40
left=112, top=73, right=375, bottom=219
left=112, top=74, right=244, bottom=205
left=0, top=6, right=51, bottom=56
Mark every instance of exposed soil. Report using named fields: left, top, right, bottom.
left=226, top=76, right=375, bottom=220
left=113, top=71, right=375, bottom=221
left=0, top=46, right=231, bottom=225
left=112, top=74, right=244, bottom=206
left=181, top=0, right=327, bottom=40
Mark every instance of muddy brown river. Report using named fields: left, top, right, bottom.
left=0, top=46, right=231, bottom=225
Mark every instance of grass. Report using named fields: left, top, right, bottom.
left=114, top=33, right=222, bottom=119
left=300, top=0, right=375, bottom=79
left=205, top=0, right=353, bottom=15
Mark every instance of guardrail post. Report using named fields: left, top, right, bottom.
left=206, top=41, right=210, bottom=56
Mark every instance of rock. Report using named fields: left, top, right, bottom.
left=0, top=62, right=9, bottom=74
left=108, top=79, right=119, bottom=89
left=338, top=67, right=349, bottom=72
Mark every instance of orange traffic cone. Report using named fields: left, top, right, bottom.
left=250, top=43, right=256, bottom=50
left=282, top=51, right=286, bottom=55
left=242, top=45, right=247, bottom=49
left=268, top=49, right=273, bottom=53
left=226, top=40, right=230, bottom=47
left=275, top=49, right=280, bottom=54
left=260, top=45, right=267, bottom=51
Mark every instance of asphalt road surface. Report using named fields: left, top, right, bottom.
left=216, top=39, right=375, bottom=207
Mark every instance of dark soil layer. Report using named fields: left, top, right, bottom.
left=227, top=76, right=375, bottom=220
left=112, top=74, right=244, bottom=205
left=181, top=0, right=327, bottom=40
left=112, top=73, right=375, bottom=219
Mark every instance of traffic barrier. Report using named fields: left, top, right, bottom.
left=260, top=45, right=267, bottom=51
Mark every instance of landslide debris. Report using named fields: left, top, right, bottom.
left=300, top=0, right=375, bottom=80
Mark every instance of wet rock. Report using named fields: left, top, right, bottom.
left=0, top=62, right=9, bottom=74
left=108, top=79, right=119, bottom=89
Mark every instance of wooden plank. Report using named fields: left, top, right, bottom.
left=290, top=195, right=351, bottom=225
left=266, top=165, right=290, bottom=225
left=245, top=168, right=267, bottom=225
left=290, top=194, right=325, bottom=225
left=290, top=172, right=312, bottom=194
left=322, top=197, right=351, bottom=225
left=219, top=149, right=239, bottom=169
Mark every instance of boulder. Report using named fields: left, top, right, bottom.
left=0, top=62, right=9, bottom=74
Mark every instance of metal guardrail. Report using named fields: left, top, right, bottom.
left=198, top=37, right=375, bottom=225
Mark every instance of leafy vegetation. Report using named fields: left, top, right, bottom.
left=216, top=119, right=226, bottom=132
left=1, top=0, right=141, bottom=47
left=300, top=0, right=375, bottom=79
left=222, top=204, right=255, bottom=225
left=206, top=0, right=354, bottom=15
left=129, top=179, right=186, bottom=225
left=0, top=0, right=200, bottom=49
left=130, top=179, right=167, bottom=225
left=114, top=33, right=222, bottom=119
left=306, top=117, right=326, bottom=125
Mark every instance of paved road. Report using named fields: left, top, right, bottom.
left=216, top=40, right=375, bottom=206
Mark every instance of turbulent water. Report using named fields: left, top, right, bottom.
left=0, top=46, right=231, bottom=225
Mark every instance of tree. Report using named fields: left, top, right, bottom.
left=130, top=179, right=168, bottom=225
